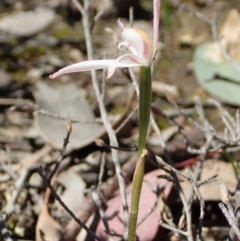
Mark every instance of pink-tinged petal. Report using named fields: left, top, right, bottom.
left=120, top=27, right=152, bottom=64
left=49, top=59, right=119, bottom=79
left=118, top=18, right=125, bottom=31
left=106, top=53, right=146, bottom=79
left=153, top=0, right=161, bottom=58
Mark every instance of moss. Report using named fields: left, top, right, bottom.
left=156, top=116, right=168, bottom=129
left=14, top=45, right=46, bottom=59
left=5, top=37, right=17, bottom=46
left=11, top=70, right=26, bottom=82
left=111, top=105, right=125, bottom=115
left=53, top=22, right=84, bottom=39
left=54, top=25, right=70, bottom=39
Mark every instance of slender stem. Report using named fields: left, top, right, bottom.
left=128, top=66, right=152, bottom=241
left=138, top=66, right=152, bottom=156
left=128, top=150, right=147, bottom=241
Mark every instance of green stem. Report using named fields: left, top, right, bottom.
left=128, top=150, right=147, bottom=241
left=128, top=66, right=152, bottom=241
left=138, top=66, right=152, bottom=157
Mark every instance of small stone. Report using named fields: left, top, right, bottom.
left=29, top=172, right=42, bottom=187
left=0, top=69, right=11, bottom=92
left=0, top=8, right=55, bottom=37
left=36, top=33, right=58, bottom=47
left=26, top=68, right=44, bottom=82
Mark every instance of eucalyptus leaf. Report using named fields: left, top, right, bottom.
left=34, top=82, right=104, bottom=150
left=194, top=43, right=240, bottom=105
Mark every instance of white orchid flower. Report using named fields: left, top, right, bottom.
left=49, top=0, right=160, bottom=80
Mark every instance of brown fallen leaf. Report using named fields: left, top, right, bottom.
left=54, top=168, right=86, bottom=214
left=36, top=184, right=63, bottom=241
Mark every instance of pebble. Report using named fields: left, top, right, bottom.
left=0, top=69, right=11, bottom=93
left=0, top=8, right=55, bottom=37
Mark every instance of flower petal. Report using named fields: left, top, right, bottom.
left=49, top=59, right=116, bottom=79
left=107, top=53, right=144, bottom=79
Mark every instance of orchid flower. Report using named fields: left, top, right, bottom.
left=49, top=1, right=161, bottom=241
left=49, top=2, right=160, bottom=80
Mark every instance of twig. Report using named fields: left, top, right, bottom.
left=3, top=168, right=29, bottom=215
left=61, top=153, right=137, bottom=241
left=115, top=105, right=138, bottom=134
left=159, top=191, right=180, bottom=239
left=185, top=169, right=205, bottom=239
left=35, top=109, right=102, bottom=124
left=100, top=54, right=107, bottom=100
left=90, top=10, right=105, bottom=32
left=0, top=213, right=12, bottom=241
left=208, top=99, right=239, bottom=142
left=178, top=4, right=240, bottom=73
left=129, top=6, right=134, bottom=27
left=137, top=182, right=161, bottom=227
left=92, top=190, right=114, bottom=241
left=3, top=145, right=52, bottom=215
left=197, top=175, right=217, bottom=187
left=155, top=156, right=190, bottom=181
left=219, top=203, right=240, bottom=239
left=229, top=175, right=240, bottom=240
left=0, top=98, right=29, bottom=106
left=184, top=134, right=213, bottom=239
left=71, top=1, right=129, bottom=239
left=158, top=218, right=187, bottom=236
left=97, top=152, right=106, bottom=195
left=236, top=109, right=240, bottom=140
left=95, top=138, right=137, bottom=152
left=48, top=121, right=72, bottom=180
left=38, top=167, right=102, bottom=241
left=1, top=146, right=17, bottom=180
left=155, top=153, right=193, bottom=241
left=210, top=14, right=240, bottom=74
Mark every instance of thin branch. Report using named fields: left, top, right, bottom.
left=158, top=218, right=187, bottom=236
left=219, top=203, right=240, bottom=239
left=72, top=0, right=129, bottom=239
left=35, top=109, right=102, bottom=124
left=48, top=121, right=72, bottom=180
left=0, top=213, right=12, bottom=241
left=92, top=190, right=114, bottom=241
left=97, top=152, right=106, bottom=195
left=137, top=182, right=160, bottom=227
left=38, top=167, right=102, bottom=241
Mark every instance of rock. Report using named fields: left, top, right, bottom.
left=0, top=69, right=11, bottom=93
left=0, top=8, right=55, bottom=37
left=36, top=33, right=58, bottom=47
left=205, top=9, right=240, bottom=63
left=26, top=68, right=44, bottom=82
